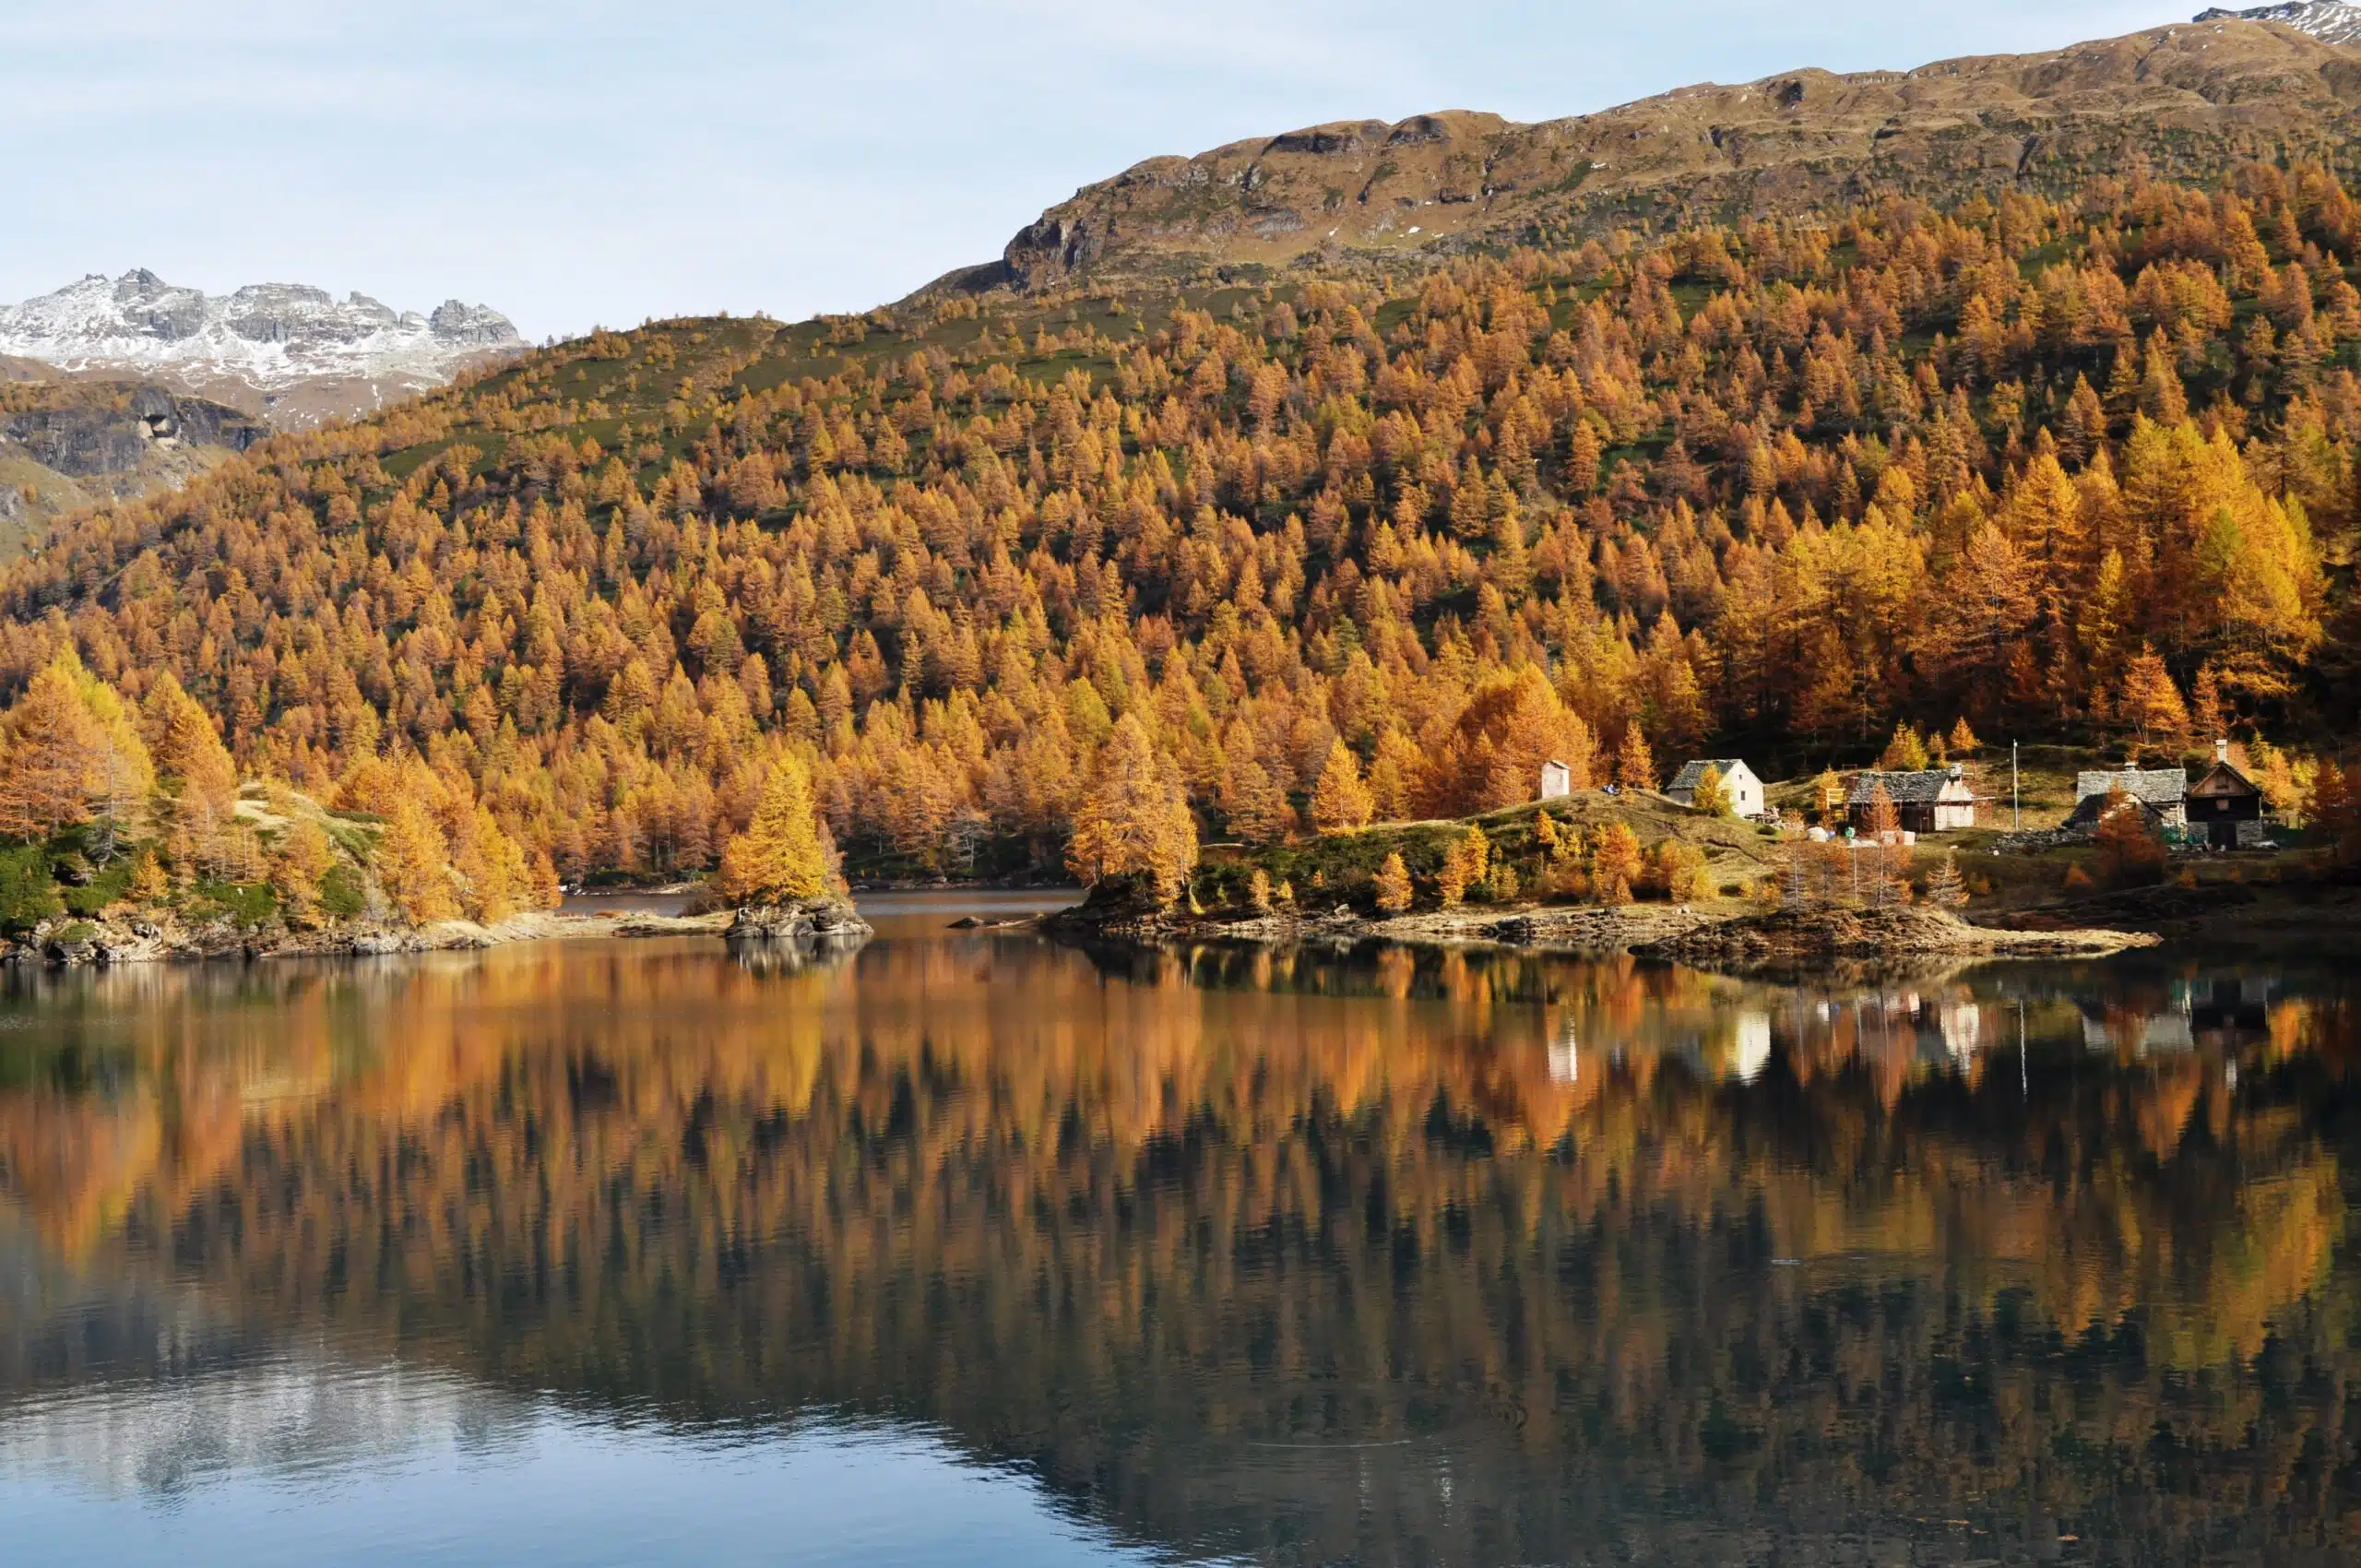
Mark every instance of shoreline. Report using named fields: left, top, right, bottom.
left=2, top=898, right=877, bottom=968
left=1038, top=891, right=2165, bottom=979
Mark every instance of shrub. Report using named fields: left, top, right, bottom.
left=0, top=847, right=63, bottom=934
left=195, top=879, right=279, bottom=930
left=320, top=865, right=367, bottom=919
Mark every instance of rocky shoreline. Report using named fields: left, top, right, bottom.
left=1039, top=885, right=2157, bottom=976
left=2, top=897, right=872, bottom=968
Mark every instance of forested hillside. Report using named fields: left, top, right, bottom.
left=4, top=166, right=2358, bottom=883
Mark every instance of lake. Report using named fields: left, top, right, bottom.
left=1, top=894, right=2357, bottom=1566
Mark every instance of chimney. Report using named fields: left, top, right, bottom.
left=2216, top=738, right=2230, bottom=766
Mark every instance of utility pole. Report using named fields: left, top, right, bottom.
left=2012, top=741, right=2021, bottom=833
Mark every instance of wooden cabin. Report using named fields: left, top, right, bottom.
left=2187, top=741, right=2265, bottom=849
left=1847, top=766, right=1977, bottom=836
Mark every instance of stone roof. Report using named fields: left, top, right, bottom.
left=1848, top=767, right=1967, bottom=805
left=1668, top=759, right=1748, bottom=791
left=2072, top=768, right=2188, bottom=814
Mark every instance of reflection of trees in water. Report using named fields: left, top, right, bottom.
left=1, top=943, right=2360, bottom=1562
left=727, top=932, right=867, bottom=978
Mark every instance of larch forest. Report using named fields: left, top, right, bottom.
left=7, top=167, right=2361, bottom=912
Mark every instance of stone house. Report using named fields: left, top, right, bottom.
left=1847, top=766, right=1977, bottom=836
left=1667, top=759, right=1763, bottom=817
left=2069, top=767, right=2189, bottom=832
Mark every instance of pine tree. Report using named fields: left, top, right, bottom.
left=1590, top=822, right=1641, bottom=906
left=2118, top=647, right=2190, bottom=754
left=0, top=663, right=105, bottom=840
left=1068, top=714, right=1198, bottom=904
left=1924, top=849, right=1967, bottom=910
left=1615, top=721, right=1656, bottom=790
left=1878, top=723, right=1930, bottom=771
left=1373, top=851, right=1414, bottom=913
left=376, top=796, right=459, bottom=922
left=2093, top=785, right=2167, bottom=886
left=718, top=753, right=838, bottom=905
left=1308, top=740, right=1374, bottom=834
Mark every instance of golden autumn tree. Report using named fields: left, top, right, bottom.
left=1068, top=714, right=1197, bottom=904
left=1372, top=851, right=1414, bottom=913
left=1309, top=740, right=1374, bottom=834
left=718, top=753, right=839, bottom=905
left=0, top=647, right=150, bottom=845
left=1614, top=722, right=1656, bottom=791
left=1690, top=766, right=1732, bottom=816
left=146, top=669, right=243, bottom=875
left=0, top=660, right=106, bottom=841
left=375, top=795, right=459, bottom=922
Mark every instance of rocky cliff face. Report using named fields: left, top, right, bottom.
left=0, top=379, right=265, bottom=557
left=0, top=271, right=524, bottom=428
left=982, top=15, right=2361, bottom=291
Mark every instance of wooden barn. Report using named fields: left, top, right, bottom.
left=1848, top=766, right=1977, bottom=837
left=2188, top=741, right=2266, bottom=849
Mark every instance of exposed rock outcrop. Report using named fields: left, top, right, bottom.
left=724, top=898, right=874, bottom=943
left=967, top=16, right=2361, bottom=292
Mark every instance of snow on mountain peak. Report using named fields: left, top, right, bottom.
left=2195, top=2, right=2361, bottom=45
left=0, top=270, right=523, bottom=420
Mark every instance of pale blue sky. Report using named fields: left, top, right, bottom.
left=3, top=1, right=2189, bottom=339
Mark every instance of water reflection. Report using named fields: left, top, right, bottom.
left=1, top=916, right=2359, bottom=1565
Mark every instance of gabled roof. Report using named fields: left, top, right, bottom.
left=1848, top=768, right=1968, bottom=805
left=1668, top=759, right=1749, bottom=791
left=2074, top=768, right=2189, bottom=807
left=2189, top=759, right=2262, bottom=798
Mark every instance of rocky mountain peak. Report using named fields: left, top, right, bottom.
left=0, top=269, right=523, bottom=427
left=2195, top=2, right=2361, bottom=45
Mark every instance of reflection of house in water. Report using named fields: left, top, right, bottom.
left=1548, top=1021, right=1579, bottom=1085
left=2076, top=977, right=2273, bottom=1055
left=1733, top=1012, right=1772, bottom=1083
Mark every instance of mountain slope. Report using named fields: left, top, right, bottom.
left=0, top=271, right=523, bottom=429
left=990, top=14, right=2361, bottom=291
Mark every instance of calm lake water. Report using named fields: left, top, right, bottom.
left=2, top=895, right=2358, bottom=1566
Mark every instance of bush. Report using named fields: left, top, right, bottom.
left=320, top=865, right=367, bottom=920
left=63, top=854, right=136, bottom=917
left=195, top=879, right=279, bottom=930
left=0, top=847, right=63, bottom=934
